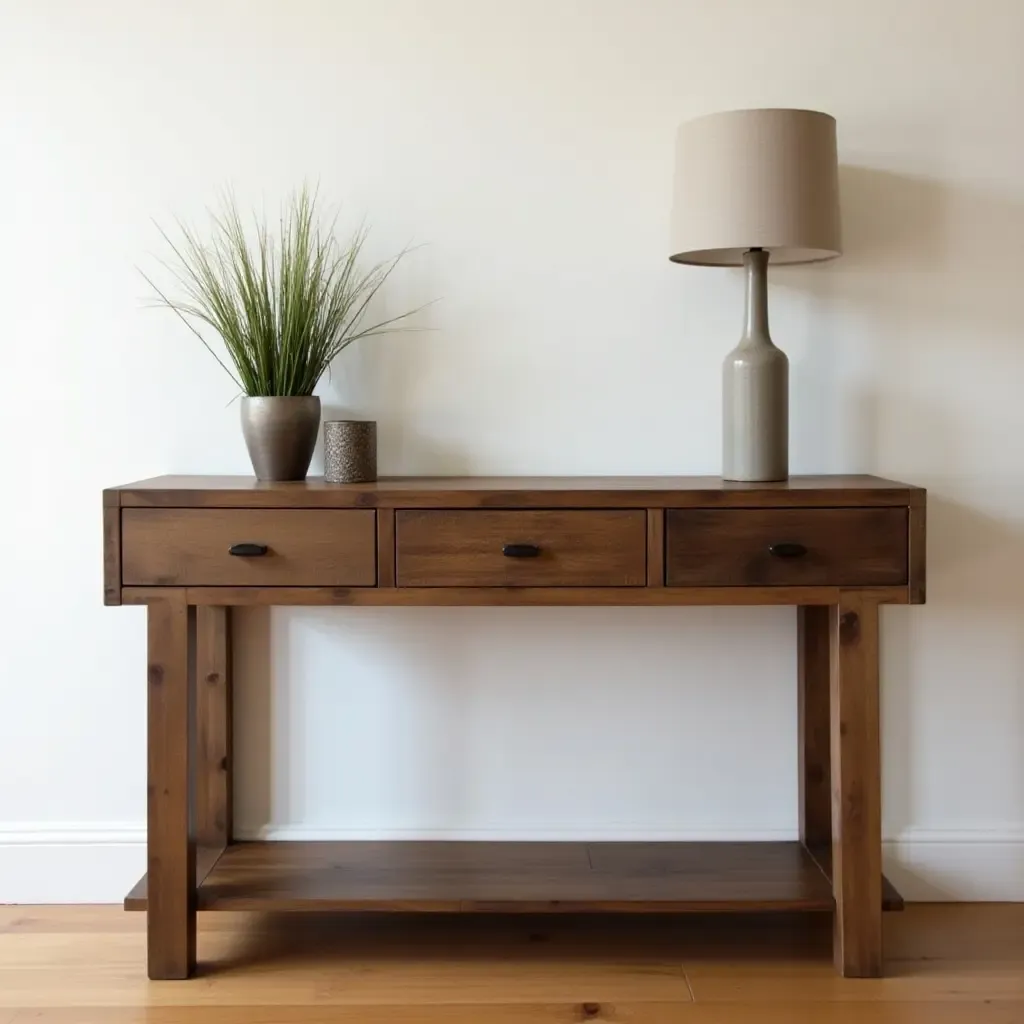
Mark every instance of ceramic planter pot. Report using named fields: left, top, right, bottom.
left=240, top=396, right=321, bottom=481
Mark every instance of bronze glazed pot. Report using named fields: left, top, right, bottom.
left=240, top=396, right=321, bottom=481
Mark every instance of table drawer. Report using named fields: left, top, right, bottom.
left=395, top=510, right=647, bottom=587
left=122, top=509, right=377, bottom=587
left=665, top=508, right=907, bottom=587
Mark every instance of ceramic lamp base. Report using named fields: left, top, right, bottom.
left=722, top=249, right=789, bottom=483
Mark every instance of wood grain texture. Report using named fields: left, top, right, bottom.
left=146, top=594, right=196, bottom=979
left=123, top=845, right=225, bottom=911
left=7, top=1006, right=1023, bottom=1024
left=122, top=508, right=376, bottom=587
left=121, top=840, right=869, bottom=913
left=909, top=495, right=927, bottom=603
left=395, top=510, right=647, bottom=587
left=110, top=474, right=925, bottom=509
left=798, top=605, right=832, bottom=850
left=5, top=904, right=1021, bottom=1019
left=665, top=508, right=908, bottom=587
left=102, top=502, right=121, bottom=606
left=195, top=607, right=231, bottom=850
left=131, top=585, right=909, bottom=608
left=102, top=474, right=926, bottom=980
left=830, top=592, right=883, bottom=978
left=646, top=509, right=664, bottom=587
left=376, top=507, right=396, bottom=588
left=803, top=844, right=904, bottom=912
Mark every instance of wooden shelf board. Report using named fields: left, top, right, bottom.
left=110, top=473, right=925, bottom=510
left=123, top=840, right=904, bottom=914
left=805, top=842, right=905, bottom=912
left=123, top=844, right=225, bottom=910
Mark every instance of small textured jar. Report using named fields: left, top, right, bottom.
left=323, top=420, right=377, bottom=483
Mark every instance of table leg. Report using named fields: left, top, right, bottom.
left=195, top=606, right=232, bottom=850
left=830, top=592, right=883, bottom=978
left=146, top=593, right=196, bottom=979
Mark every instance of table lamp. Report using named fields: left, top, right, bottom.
left=669, top=108, right=842, bottom=482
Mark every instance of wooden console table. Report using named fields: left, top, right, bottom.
left=102, top=474, right=926, bottom=979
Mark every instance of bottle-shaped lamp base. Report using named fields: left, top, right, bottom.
left=722, top=248, right=789, bottom=483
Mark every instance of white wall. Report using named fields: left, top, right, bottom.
left=2, top=0, right=1023, bottom=902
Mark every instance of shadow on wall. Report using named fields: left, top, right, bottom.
left=311, top=251, right=472, bottom=477
left=232, top=607, right=273, bottom=832
left=881, top=496, right=1024, bottom=855
left=233, top=606, right=482, bottom=836
left=799, top=165, right=1021, bottom=332
left=230, top=166, right=1024, bottom=862
left=786, top=166, right=1024, bottom=848
left=788, top=165, right=1024, bottom=471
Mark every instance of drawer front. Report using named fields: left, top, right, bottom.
left=122, top=509, right=377, bottom=587
left=665, top=508, right=907, bottom=587
left=395, top=510, right=647, bottom=587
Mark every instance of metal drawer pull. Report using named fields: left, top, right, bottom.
left=502, top=543, right=541, bottom=558
left=768, top=542, right=807, bottom=559
left=229, top=543, right=269, bottom=557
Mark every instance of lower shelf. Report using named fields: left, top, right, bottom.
left=124, top=841, right=903, bottom=914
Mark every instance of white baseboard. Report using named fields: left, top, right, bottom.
left=2, top=823, right=1021, bottom=903
left=882, top=828, right=1024, bottom=902
left=0, top=824, right=146, bottom=904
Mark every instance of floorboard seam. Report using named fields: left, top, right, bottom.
left=681, top=964, right=696, bottom=1002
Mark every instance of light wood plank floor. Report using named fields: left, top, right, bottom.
left=0, top=905, right=1022, bottom=1022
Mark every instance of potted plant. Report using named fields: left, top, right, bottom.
left=145, top=188, right=418, bottom=481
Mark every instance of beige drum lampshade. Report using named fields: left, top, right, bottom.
left=669, top=108, right=842, bottom=266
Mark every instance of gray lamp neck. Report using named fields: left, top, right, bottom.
left=741, top=248, right=772, bottom=345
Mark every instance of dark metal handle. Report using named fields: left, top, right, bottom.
left=502, top=543, right=541, bottom=558
left=229, top=543, right=268, bottom=557
left=769, top=542, right=807, bottom=559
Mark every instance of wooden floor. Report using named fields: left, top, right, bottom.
left=1, top=904, right=1022, bottom=1023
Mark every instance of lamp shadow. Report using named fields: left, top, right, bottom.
left=787, top=165, right=1024, bottom=471
left=787, top=164, right=1021, bottom=336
